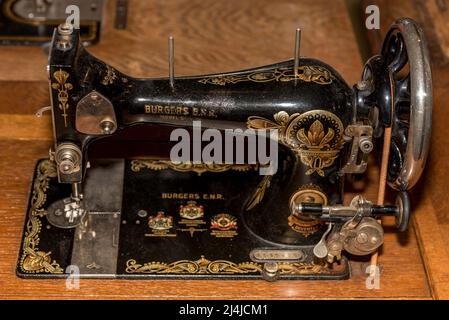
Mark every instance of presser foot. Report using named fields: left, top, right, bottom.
left=47, top=197, right=87, bottom=229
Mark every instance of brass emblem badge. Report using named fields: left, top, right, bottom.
left=248, top=110, right=344, bottom=177
left=210, top=213, right=238, bottom=238
left=211, top=213, right=237, bottom=230
left=179, top=201, right=204, bottom=220
left=178, top=201, right=208, bottom=237
left=148, top=211, right=173, bottom=230
left=288, top=186, right=328, bottom=237
left=146, top=211, right=176, bottom=237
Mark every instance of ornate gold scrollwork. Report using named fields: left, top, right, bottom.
left=126, top=256, right=260, bottom=274
left=248, top=110, right=344, bottom=177
left=198, top=66, right=334, bottom=86
left=125, top=256, right=327, bottom=275
left=51, top=69, right=73, bottom=128
left=131, top=160, right=259, bottom=176
left=19, top=160, right=63, bottom=274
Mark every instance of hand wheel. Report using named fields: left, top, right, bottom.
left=361, top=18, right=433, bottom=191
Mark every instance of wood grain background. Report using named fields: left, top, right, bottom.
left=0, top=0, right=433, bottom=299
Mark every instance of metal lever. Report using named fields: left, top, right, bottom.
left=294, top=192, right=410, bottom=232
left=338, top=124, right=374, bottom=175
left=35, top=106, right=52, bottom=117
left=299, top=203, right=398, bottom=219
left=295, top=193, right=410, bottom=260
left=313, top=223, right=333, bottom=259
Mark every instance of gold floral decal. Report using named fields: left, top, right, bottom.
left=295, top=115, right=344, bottom=176
left=51, top=69, right=73, bottom=127
left=245, top=175, right=273, bottom=211
left=102, top=66, right=117, bottom=85
left=19, top=160, right=63, bottom=274
left=198, top=65, right=333, bottom=86
left=125, top=256, right=326, bottom=275
left=131, top=160, right=259, bottom=176
left=248, top=110, right=344, bottom=177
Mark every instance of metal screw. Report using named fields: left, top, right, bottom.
left=262, top=262, right=280, bottom=281
left=58, top=23, right=74, bottom=35
left=346, top=127, right=354, bottom=135
left=90, top=93, right=100, bottom=101
left=359, top=138, right=374, bottom=154
left=137, top=210, right=148, bottom=218
left=356, top=232, right=368, bottom=244
left=56, top=24, right=73, bottom=51
left=59, top=160, right=74, bottom=174
left=56, top=39, right=72, bottom=51
left=264, top=262, right=279, bottom=273
left=100, top=119, right=116, bottom=134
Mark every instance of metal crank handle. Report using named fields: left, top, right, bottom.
left=294, top=192, right=411, bottom=232
left=35, top=106, right=52, bottom=117
left=298, top=204, right=398, bottom=218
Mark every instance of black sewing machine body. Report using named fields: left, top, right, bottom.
left=51, top=40, right=353, bottom=150
left=49, top=28, right=354, bottom=243
left=17, top=19, right=432, bottom=280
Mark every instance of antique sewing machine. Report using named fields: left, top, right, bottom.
left=0, top=0, right=128, bottom=45
left=17, top=18, right=432, bottom=281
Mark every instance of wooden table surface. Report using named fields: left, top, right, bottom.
left=0, top=0, right=433, bottom=299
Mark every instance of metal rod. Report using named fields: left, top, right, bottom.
left=169, top=35, right=175, bottom=88
left=294, top=28, right=301, bottom=77
left=71, top=182, right=82, bottom=202
left=369, top=127, right=392, bottom=278
left=115, top=0, right=129, bottom=29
